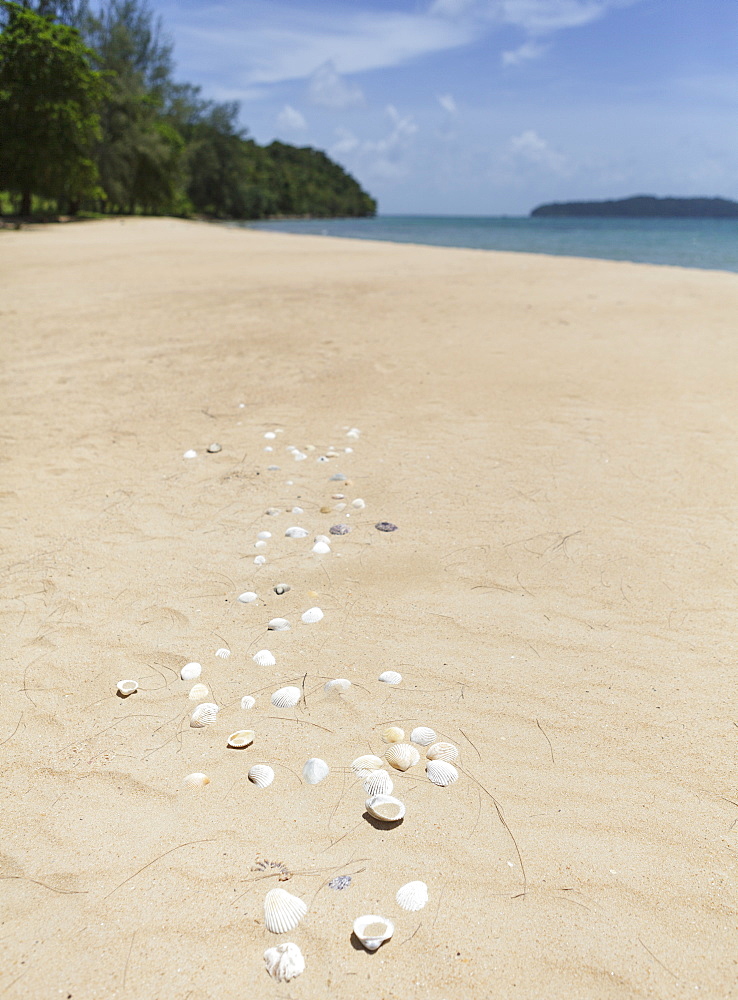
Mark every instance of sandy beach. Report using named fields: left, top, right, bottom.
left=1, top=217, right=737, bottom=999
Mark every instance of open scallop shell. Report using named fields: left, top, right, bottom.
left=378, top=670, right=402, bottom=685
left=264, top=888, right=307, bottom=933
left=190, top=702, right=219, bottom=728
left=351, top=755, right=384, bottom=779
left=301, top=607, right=324, bottom=624
left=426, top=760, right=458, bottom=786
left=189, top=683, right=209, bottom=701
left=285, top=526, right=308, bottom=538
left=426, top=742, right=459, bottom=762
left=248, top=764, right=275, bottom=787
left=385, top=744, right=420, bottom=772
left=264, top=942, right=305, bottom=983
left=240, top=695, right=256, bottom=710
left=180, top=662, right=202, bottom=681
left=324, top=678, right=351, bottom=693
left=365, top=794, right=405, bottom=822
left=271, top=686, right=301, bottom=709
left=116, top=679, right=138, bottom=697
left=312, top=541, right=331, bottom=554
left=396, top=881, right=428, bottom=912
left=302, top=758, right=329, bottom=784
left=182, top=772, right=210, bottom=788
left=268, top=618, right=291, bottom=631
left=363, top=769, right=393, bottom=797
left=410, top=726, right=437, bottom=746
left=215, top=648, right=231, bottom=659
left=353, top=914, right=394, bottom=952
left=253, top=650, right=276, bottom=667
left=238, top=591, right=258, bottom=603
left=228, top=729, right=255, bottom=748
left=382, top=727, right=405, bottom=744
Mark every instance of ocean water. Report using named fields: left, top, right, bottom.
left=240, top=215, right=738, bottom=273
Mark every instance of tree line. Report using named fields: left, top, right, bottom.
left=0, top=0, right=377, bottom=219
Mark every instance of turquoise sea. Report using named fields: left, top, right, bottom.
left=241, top=215, right=738, bottom=273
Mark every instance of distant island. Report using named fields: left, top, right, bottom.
left=530, top=196, right=738, bottom=219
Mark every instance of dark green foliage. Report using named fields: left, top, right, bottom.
left=531, top=196, right=738, bottom=219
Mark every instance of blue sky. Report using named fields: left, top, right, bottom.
left=155, top=0, right=738, bottom=214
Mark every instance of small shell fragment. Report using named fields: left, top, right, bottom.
left=182, top=772, right=210, bottom=788
left=291, top=506, right=304, bottom=514
left=426, top=760, right=459, bottom=786
left=228, top=729, right=255, bottom=748
left=190, top=702, right=219, bottom=728
left=363, top=769, right=393, bottom=797
left=351, top=755, right=384, bottom=779
left=410, top=726, right=437, bottom=747
left=324, top=678, right=351, bottom=693
left=329, top=524, right=351, bottom=535
left=382, top=726, right=405, bottom=744
left=238, top=591, right=258, bottom=604
left=215, top=648, right=230, bottom=659
left=206, top=443, right=222, bottom=453
left=189, top=683, right=210, bottom=701
left=385, top=744, right=420, bottom=772
left=248, top=764, right=275, bottom=787
left=426, top=742, right=459, bottom=762
left=264, top=942, right=305, bottom=982
left=268, top=617, right=291, bottom=631
left=285, top=526, right=308, bottom=538
left=331, top=493, right=345, bottom=500
left=264, top=888, right=307, bottom=934
left=375, top=521, right=398, bottom=532
left=378, top=670, right=402, bottom=685
left=330, top=473, right=347, bottom=481
left=183, top=449, right=197, bottom=459
left=254, top=555, right=266, bottom=565
left=353, top=914, right=394, bottom=952
left=302, top=758, right=330, bottom=784
left=312, top=541, right=331, bottom=554
left=117, top=679, right=138, bottom=697
left=274, top=583, right=291, bottom=595
left=254, top=540, right=267, bottom=549
left=265, top=508, right=281, bottom=516
left=240, top=695, right=256, bottom=709
left=351, top=498, right=365, bottom=509
left=396, top=881, right=428, bottom=912
left=257, top=530, right=272, bottom=540
left=271, top=686, right=301, bottom=709
left=253, top=650, right=276, bottom=667
left=181, top=662, right=202, bottom=681
left=365, top=795, right=405, bottom=823
left=301, top=607, right=323, bottom=624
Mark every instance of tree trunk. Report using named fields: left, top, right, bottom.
left=20, top=189, right=31, bottom=216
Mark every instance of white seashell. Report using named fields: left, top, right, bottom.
left=293, top=452, right=307, bottom=461
left=264, top=942, right=305, bottom=983
left=117, top=679, right=138, bottom=697
left=347, top=428, right=361, bottom=439
left=248, top=764, right=275, bottom=787
left=312, top=541, right=331, bottom=554
left=182, top=772, right=210, bottom=788
left=385, top=744, right=420, bottom=772
left=228, top=729, right=255, bottom=748
left=351, top=755, right=384, bottom=779
left=265, top=507, right=281, bottom=516
left=268, top=617, right=291, bottom=631
left=264, top=888, right=307, bottom=933
left=426, top=742, right=459, bottom=762
left=363, top=769, right=393, bottom=796
left=396, top=881, right=428, bottom=912
left=253, top=649, right=276, bottom=667
left=302, top=758, right=330, bottom=784
left=207, top=442, right=222, bottom=453
left=254, top=539, right=267, bottom=549
left=329, top=472, right=346, bottom=481
left=271, top=686, right=301, bottom=709
left=335, top=502, right=346, bottom=511
left=264, top=431, right=276, bottom=440
left=351, top=498, right=365, bottom=509
left=324, top=678, right=351, bottom=693
left=241, top=695, right=256, bottom=709
left=190, top=702, right=219, bottom=728
left=257, top=530, right=272, bottom=540
left=264, top=445, right=273, bottom=452
left=426, top=760, right=459, bottom=786
left=365, top=795, right=405, bottom=823
left=189, top=683, right=210, bottom=701
left=254, top=555, right=266, bottom=565
left=314, top=534, right=330, bottom=544
left=382, top=726, right=405, bottom=744
left=410, top=726, right=437, bottom=746
left=285, top=526, right=308, bottom=538
left=331, top=493, right=345, bottom=500
left=301, top=607, right=324, bottom=624
left=180, top=662, right=202, bottom=681
left=238, top=591, right=258, bottom=604
left=353, top=914, right=394, bottom=952
left=344, top=446, right=353, bottom=453
left=378, top=670, right=402, bottom=685
left=215, top=648, right=230, bottom=659
left=183, top=449, right=197, bottom=459
left=291, top=506, right=304, bottom=514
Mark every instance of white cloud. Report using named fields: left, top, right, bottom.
left=330, top=106, right=419, bottom=180
left=431, top=0, right=641, bottom=34
left=331, top=127, right=361, bottom=156
left=501, top=39, right=547, bottom=65
left=308, top=61, right=364, bottom=109
left=438, top=93, right=458, bottom=113
left=506, top=129, right=569, bottom=174
left=276, top=104, right=307, bottom=131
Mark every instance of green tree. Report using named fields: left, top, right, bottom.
left=0, top=1, right=106, bottom=214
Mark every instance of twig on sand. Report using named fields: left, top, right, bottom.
left=458, top=728, right=482, bottom=761
left=463, top=769, right=527, bottom=895
left=0, top=875, right=87, bottom=895
left=0, top=714, right=23, bottom=746
left=535, top=719, right=555, bottom=764
left=122, top=930, right=136, bottom=990
left=637, top=937, right=679, bottom=980
left=103, top=840, right=214, bottom=900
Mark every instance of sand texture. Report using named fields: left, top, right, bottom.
left=1, top=218, right=737, bottom=999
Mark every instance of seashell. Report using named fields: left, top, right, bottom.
left=189, top=683, right=209, bottom=701
left=183, top=449, right=197, bottom=459
left=268, top=463, right=280, bottom=470
left=329, top=523, right=351, bottom=535
left=291, top=506, right=304, bottom=514
left=317, top=455, right=329, bottom=463
left=375, top=521, right=398, bottom=532
left=117, top=679, right=138, bottom=697
left=293, top=451, right=307, bottom=461
left=238, top=591, right=258, bottom=604
left=351, top=754, right=384, bottom=779
left=254, top=555, right=266, bottom=565
left=302, top=758, right=330, bottom=784
left=257, top=531, right=272, bottom=540
left=264, top=445, right=273, bottom=452
left=385, top=744, right=420, bottom=772
left=274, top=583, right=291, bottom=595
left=365, top=795, right=405, bottom=823
left=353, top=914, right=394, bottom=952
left=410, top=726, right=437, bottom=746
left=268, top=617, right=291, bottom=631
left=206, top=442, right=222, bottom=453
left=334, top=503, right=346, bottom=511
left=378, top=670, right=402, bottom=685
left=344, top=446, right=353, bottom=453
left=382, top=726, right=405, bottom=743
left=285, top=526, right=308, bottom=538
left=253, top=649, right=276, bottom=667
left=396, top=881, right=428, bottom=912
left=182, top=772, right=210, bottom=788
left=264, top=888, right=307, bottom=933
left=215, top=647, right=230, bottom=659
left=265, top=507, right=281, bottom=516
left=315, top=534, right=330, bottom=545
left=312, top=541, right=331, bottom=554
left=264, top=431, right=276, bottom=440
left=264, top=942, right=305, bottom=983
left=331, top=493, right=345, bottom=500
left=351, top=498, right=365, bottom=509
left=328, top=875, right=351, bottom=890
left=363, top=769, right=393, bottom=796
left=180, top=662, right=202, bottom=681
left=228, top=729, right=255, bottom=748
left=241, top=695, right=256, bottom=709
left=324, top=678, right=351, bottom=693
left=271, top=686, right=301, bottom=709
left=190, top=702, right=219, bottom=728
left=426, top=760, right=459, bottom=786
left=320, top=506, right=332, bottom=514
left=248, top=764, right=275, bottom=787
left=330, top=473, right=347, bottom=481
left=426, top=742, right=459, bottom=762
left=347, top=427, right=361, bottom=439
left=301, top=607, right=323, bottom=624
left=254, top=540, right=267, bottom=549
